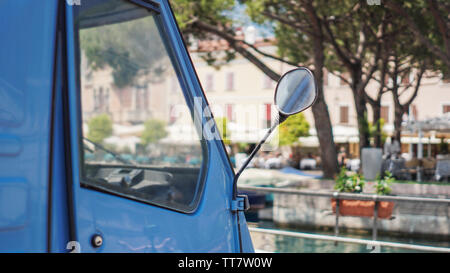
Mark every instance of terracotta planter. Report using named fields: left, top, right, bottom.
left=331, top=199, right=394, bottom=219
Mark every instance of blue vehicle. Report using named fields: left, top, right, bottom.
left=0, top=0, right=316, bottom=253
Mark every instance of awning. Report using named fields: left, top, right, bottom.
left=403, top=113, right=450, bottom=133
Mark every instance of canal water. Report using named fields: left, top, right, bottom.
left=249, top=220, right=450, bottom=253
left=240, top=169, right=450, bottom=253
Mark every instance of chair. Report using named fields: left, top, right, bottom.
left=394, top=158, right=419, bottom=180
left=422, top=158, right=436, bottom=180
left=435, top=159, right=450, bottom=181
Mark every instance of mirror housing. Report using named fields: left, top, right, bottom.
left=274, top=67, right=318, bottom=118
left=232, top=67, right=318, bottom=200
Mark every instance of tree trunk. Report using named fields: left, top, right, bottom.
left=311, top=34, right=339, bottom=179
left=351, top=69, right=371, bottom=152
left=372, top=103, right=382, bottom=148
left=393, top=104, right=404, bottom=145
left=355, top=98, right=370, bottom=150
left=311, top=99, right=339, bottom=178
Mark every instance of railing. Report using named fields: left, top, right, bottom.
left=249, top=227, right=450, bottom=253
left=238, top=185, right=450, bottom=204
left=238, top=185, right=450, bottom=251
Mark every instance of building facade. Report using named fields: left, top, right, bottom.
left=189, top=39, right=450, bottom=158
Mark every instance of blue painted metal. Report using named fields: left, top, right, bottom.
left=0, top=0, right=254, bottom=252
left=0, top=0, right=58, bottom=252
left=49, top=28, right=71, bottom=253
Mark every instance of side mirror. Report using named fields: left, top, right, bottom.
left=275, top=67, right=317, bottom=119
left=232, top=67, right=317, bottom=198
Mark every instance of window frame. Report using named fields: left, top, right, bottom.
left=205, top=73, right=214, bottom=91
left=71, top=0, right=210, bottom=214
left=443, top=103, right=450, bottom=114
left=380, top=104, right=390, bottom=124
left=339, top=104, right=349, bottom=124
left=225, top=72, right=234, bottom=91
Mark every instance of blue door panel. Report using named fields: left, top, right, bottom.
left=75, top=149, right=236, bottom=252
left=64, top=0, right=245, bottom=252
left=49, top=32, right=71, bottom=252
left=0, top=0, right=58, bottom=252
left=0, top=0, right=254, bottom=252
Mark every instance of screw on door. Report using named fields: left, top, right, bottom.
left=91, top=234, right=103, bottom=248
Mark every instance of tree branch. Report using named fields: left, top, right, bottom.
left=322, top=17, right=354, bottom=70
left=386, top=1, right=450, bottom=69
left=192, top=20, right=281, bottom=81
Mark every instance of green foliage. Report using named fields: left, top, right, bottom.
left=274, top=24, right=312, bottom=66
left=279, top=113, right=310, bottom=146
left=170, top=0, right=238, bottom=68
left=88, top=114, right=113, bottom=144
left=243, top=0, right=331, bottom=66
left=390, top=0, right=447, bottom=73
left=171, top=0, right=442, bottom=158
left=141, top=119, right=168, bottom=146
left=334, top=167, right=365, bottom=193
left=171, top=0, right=235, bottom=31
left=237, top=142, right=249, bottom=153
left=375, top=171, right=394, bottom=195
left=369, top=118, right=388, bottom=144
left=215, top=117, right=231, bottom=145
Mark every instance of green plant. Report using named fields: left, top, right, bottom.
left=334, top=167, right=365, bottom=193
left=375, top=171, right=394, bottom=195
left=141, top=119, right=168, bottom=146
left=369, top=118, right=388, bottom=145
left=279, top=113, right=310, bottom=146
left=87, top=114, right=113, bottom=144
left=237, top=142, right=249, bottom=153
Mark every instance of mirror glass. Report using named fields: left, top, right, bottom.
left=274, top=68, right=317, bottom=115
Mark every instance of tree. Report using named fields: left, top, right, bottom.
left=320, top=1, right=437, bottom=151
left=368, top=118, right=387, bottom=146
left=279, top=113, right=310, bottom=146
left=386, top=18, right=433, bottom=144
left=321, top=1, right=386, bottom=152
left=141, top=119, right=168, bottom=146
left=88, top=114, right=113, bottom=144
left=385, top=0, right=450, bottom=75
left=171, top=0, right=340, bottom=178
left=365, top=7, right=433, bottom=146
left=365, top=22, right=391, bottom=148
left=389, top=57, right=427, bottom=144
left=244, top=0, right=340, bottom=178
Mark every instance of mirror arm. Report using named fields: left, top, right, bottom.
left=232, top=113, right=288, bottom=199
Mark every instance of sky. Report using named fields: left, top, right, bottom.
left=223, top=1, right=275, bottom=38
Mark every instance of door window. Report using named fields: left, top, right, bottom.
left=74, top=0, right=207, bottom=212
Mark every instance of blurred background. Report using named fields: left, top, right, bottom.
left=79, top=0, right=450, bottom=252
left=170, top=0, right=450, bottom=253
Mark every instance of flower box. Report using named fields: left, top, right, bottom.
left=331, top=199, right=394, bottom=219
